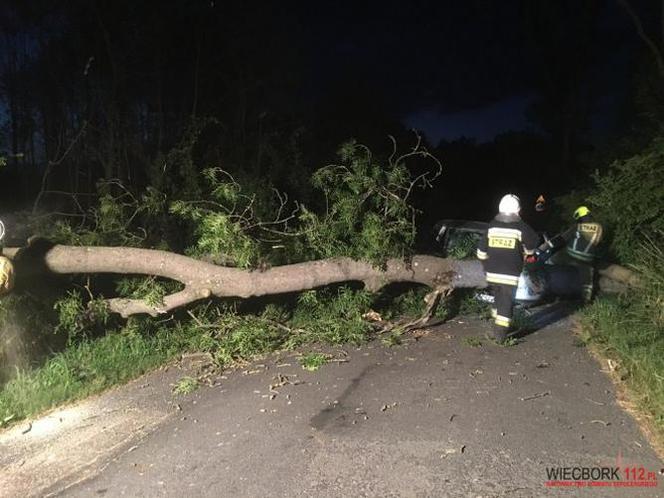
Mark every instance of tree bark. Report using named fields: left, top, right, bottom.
left=5, top=244, right=486, bottom=318
left=4, top=243, right=638, bottom=319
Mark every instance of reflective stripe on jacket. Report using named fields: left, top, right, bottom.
left=566, top=221, right=603, bottom=262
left=477, top=213, right=540, bottom=286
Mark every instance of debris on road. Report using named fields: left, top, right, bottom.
left=21, top=423, right=32, bottom=435
left=441, top=445, right=466, bottom=457
left=590, top=419, right=611, bottom=426
left=269, top=373, right=303, bottom=393
left=380, top=402, right=398, bottom=412
left=519, top=391, right=551, bottom=401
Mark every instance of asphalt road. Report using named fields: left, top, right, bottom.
left=35, top=307, right=659, bottom=498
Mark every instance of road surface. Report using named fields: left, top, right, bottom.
left=1, top=307, right=662, bottom=497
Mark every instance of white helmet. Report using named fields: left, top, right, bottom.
left=498, top=194, right=521, bottom=215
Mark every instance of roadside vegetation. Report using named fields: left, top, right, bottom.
left=0, top=136, right=460, bottom=426
left=578, top=234, right=664, bottom=444
left=571, top=133, right=664, bottom=445
left=0, top=277, right=468, bottom=424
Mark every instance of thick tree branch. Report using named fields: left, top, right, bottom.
left=5, top=244, right=486, bottom=317
left=5, top=242, right=638, bottom=319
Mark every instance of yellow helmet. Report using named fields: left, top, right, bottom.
left=573, top=205, right=590, bottom=220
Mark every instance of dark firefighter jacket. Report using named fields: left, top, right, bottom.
left=547, top=215, right=603, bottom=263
left=476, top=213, right=540, bottom=286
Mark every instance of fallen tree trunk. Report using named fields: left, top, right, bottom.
left=5, top=243, right=487, bottom=318
left=5, top=241, right=639, bottom=319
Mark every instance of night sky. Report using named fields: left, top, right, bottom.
left=0, top=1, right=650, bottom=144
left=0, top=0, right=658, bottom=218
left=285, top=0, right=644, bottom=144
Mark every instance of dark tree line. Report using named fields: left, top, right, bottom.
left=0, top=1, right=324, bottom=209
left=0, top=0, right=660, bottom=220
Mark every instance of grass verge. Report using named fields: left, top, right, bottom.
left=578, top=295, right=664, bottom=454
left=0, top=321, right=197, bottom=425
left=576, top=241, right=664, bottom=454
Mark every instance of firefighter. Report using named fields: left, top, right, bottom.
left=531, top=193, right=550, bottom=233
left=547, top=205, right=603, bottom=302
left=476, top=194, right=540, bottom=343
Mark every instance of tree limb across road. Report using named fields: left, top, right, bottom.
left=5, top=243, right=487, bottom=318
left=4, top=241, right=637, bottom=318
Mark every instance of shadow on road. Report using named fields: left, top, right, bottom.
left=513, top=301, right=580, bottom=340
left=310, top=364, right=377, bottom=431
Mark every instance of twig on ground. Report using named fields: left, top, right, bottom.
left=520, top=391, right=551, bottom=401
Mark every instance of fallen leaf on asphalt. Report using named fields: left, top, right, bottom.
left=536, top=361, right=549, bottom=368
